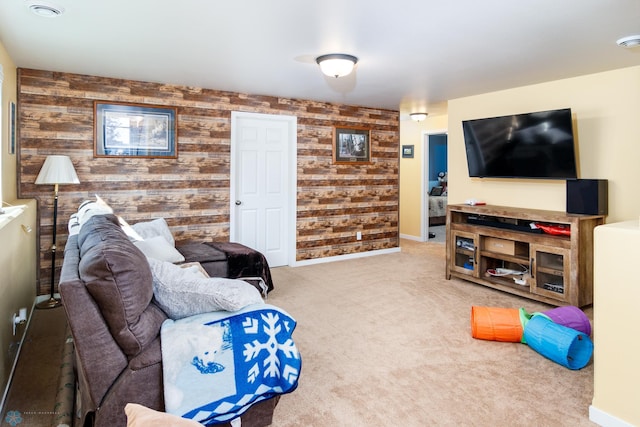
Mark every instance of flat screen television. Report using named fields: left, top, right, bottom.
left=462, top=108, right=578, bottom=179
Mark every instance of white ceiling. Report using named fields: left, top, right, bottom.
left=1, top=0, right=639, bottom=117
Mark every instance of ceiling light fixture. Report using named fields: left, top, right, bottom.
left=410, top=113, right=428, bottom=122
left=316, top=53, right=358, bottom=78
left=27, top=2, right=65, bottom=17
left=616, top=35, right=640, bottom=48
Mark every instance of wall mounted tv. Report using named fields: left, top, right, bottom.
left=462, top=108, right=578, bottom=179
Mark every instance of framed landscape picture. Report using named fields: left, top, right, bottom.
left=94, top=101, right=178, bottom=158
left=402, top=145, right=414, bottom=158
left=333, top=126, right=371, bottom=164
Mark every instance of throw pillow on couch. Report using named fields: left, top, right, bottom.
left=134, top=235, right=185, bottom=264
left=128, top=217, right=185, bottom=263
left=125, top=403, right=202, bottom=427
left=147, top=257, right=264, bottom=319
left=131, top=217, right=176, bottom=246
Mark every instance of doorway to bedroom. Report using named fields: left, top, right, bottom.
left=422, top=131, right=448, bottom=242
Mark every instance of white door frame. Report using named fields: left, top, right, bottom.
left=421, top=129, right=448, bottom=241
left=230, top=111, right=297, bottom=266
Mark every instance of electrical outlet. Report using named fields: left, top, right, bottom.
left=356, top=231, right=362, bottom=240
left=12, top=308, right=27, bottom=336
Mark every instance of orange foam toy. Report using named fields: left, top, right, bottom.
left=471, top=306, right=523, bottom=343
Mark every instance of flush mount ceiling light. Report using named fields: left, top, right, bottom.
left=616, top=35, right=640, bottom=48
left=316, top=53, right=358, bottom=78
left=410, top=113, right=428, bottom=122
left=27, top=1, right=65, bottom=17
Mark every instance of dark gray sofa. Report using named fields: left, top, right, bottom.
left=59, top=214, right=278, bottom=426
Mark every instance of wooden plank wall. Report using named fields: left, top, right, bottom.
left=17, top=69, right=399, bottom=295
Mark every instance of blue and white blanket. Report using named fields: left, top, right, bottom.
left=161, top=303, right=301, bottom=425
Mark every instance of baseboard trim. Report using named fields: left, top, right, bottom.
left=589, top=405, right=634, bottom=427
left=34, top=293, right=59, bottom=304
left=0, top=297, right=38, bottom=415
left=292, top=247, right=401, bottom=267
left=399, top=233, right=424, bottom=242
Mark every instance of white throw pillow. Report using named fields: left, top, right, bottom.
left=134, top=236, right=185, bottom=263
left=132, top=218, right=175, bottom=246
left=118, top=216, right=144, bottom=241
left=147, top=257, right=264, bottom=319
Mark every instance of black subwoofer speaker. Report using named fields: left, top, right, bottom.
left=566, top=179, right=608, bottom=215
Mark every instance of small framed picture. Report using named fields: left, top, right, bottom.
left=94, top=101, right=178, bottom=158
left=402, top=145, right=414, bottom=158
left=8, top=101, right=16, bottom=155
left=333, top=126, right=371, bottom=164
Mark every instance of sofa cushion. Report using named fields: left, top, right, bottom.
left=176, top=242, right=229, bottom=278
left=176, top=242, right=227, bottom=263
left=78, top=214, right=167, bottom=357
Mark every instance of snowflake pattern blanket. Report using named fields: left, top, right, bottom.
left=160, top=304, right=301, bottom=424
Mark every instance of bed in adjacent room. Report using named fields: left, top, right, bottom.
left=429, top=194, right=447, bottom=226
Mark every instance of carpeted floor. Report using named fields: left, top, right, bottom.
left=1, top=306, right=74, bottom=427
left=267, top=239, right=595, bottom=426
left=2, top=239, right=595, bottom=426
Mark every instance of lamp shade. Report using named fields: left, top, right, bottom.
left=35, top=155, right=80, bottom=185
left=316, top=53, right=358, bottom=78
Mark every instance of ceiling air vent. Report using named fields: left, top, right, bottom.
left=616, top=35, right=640, bottom=48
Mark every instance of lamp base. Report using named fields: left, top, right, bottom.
left=36, top=297, right=62, bottom=310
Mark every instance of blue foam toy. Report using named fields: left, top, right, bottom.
left=523, top=314, right=593, bottom=370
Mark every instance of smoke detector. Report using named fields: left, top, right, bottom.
left=616, top=35, right=640, bottom=48
left=26, top=1, right=65, bottom=17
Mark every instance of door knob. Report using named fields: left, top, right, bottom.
left=235, top=200, right=242, bottom=205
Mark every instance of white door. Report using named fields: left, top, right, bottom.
left=230, top=112, right=296, bottom=267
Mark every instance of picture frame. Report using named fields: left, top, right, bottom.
left=8, top=101, right=16, bottom=155
left=402, top=145, right=414, bottom=158
left=94, top=101, right=178, bottom=158
left=333, top=126, right=371, bottom=164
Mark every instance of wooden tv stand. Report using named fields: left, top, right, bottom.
left=446, top=204, right=605, bottom=307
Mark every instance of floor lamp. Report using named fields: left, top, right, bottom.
left=35, top=155, right=80, bottom=309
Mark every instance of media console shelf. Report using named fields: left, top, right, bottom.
left=445, top=204, right=605, bottom=307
